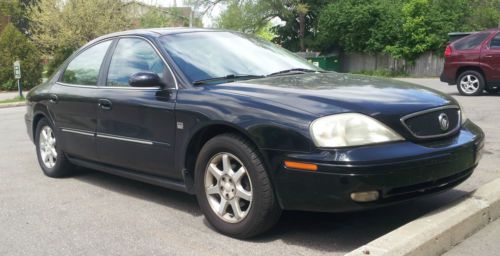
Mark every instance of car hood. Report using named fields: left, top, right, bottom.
left=217, top=72, right=456, bottom=117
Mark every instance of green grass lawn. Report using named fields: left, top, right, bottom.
left=0, top=96, right=25, bottom=104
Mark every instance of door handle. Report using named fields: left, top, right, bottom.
left=98, top=99, right=112, bottom=110
left=49, top=94, right=58, bottom=104
left=484, top=55, right=493, bottom=58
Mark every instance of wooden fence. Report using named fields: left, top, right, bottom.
left=340, top=51, right=444, bottom=77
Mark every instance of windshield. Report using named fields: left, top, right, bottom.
left=159, top=31, right=320, bottom=83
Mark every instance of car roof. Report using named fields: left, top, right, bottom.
left=94, top=27, right=223, bottom=41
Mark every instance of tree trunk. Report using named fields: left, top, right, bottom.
left=299, top=12, right=305, bottom=51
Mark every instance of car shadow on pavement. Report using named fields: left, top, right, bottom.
left=250, top=189, right=469, bottom=253
left=72, top=167, right=469, bottom=254
left=449, top=92, right=500, bottom=97
left=72, top=167, right=202, bottom=217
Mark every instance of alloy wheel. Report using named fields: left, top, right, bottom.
left=39, top=126, right=57, bottom=168
left=459, top=74, right=480, bottom=94
left=204, top=152, right=253, bottom=223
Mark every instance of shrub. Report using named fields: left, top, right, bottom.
left=0, top=23, right=43, bottom=91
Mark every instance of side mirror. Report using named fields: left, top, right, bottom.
left=129, top=72, right=164, bottom=88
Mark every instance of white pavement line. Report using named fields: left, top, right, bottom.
left=345, top=178, right=500, bottom=256
left=0, top=102, right=26, bottom=109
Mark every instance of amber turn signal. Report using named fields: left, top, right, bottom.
left=284, top=161, right=318, bottom=171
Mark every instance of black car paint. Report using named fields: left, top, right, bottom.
left=25, top=29, right=484, bottom=212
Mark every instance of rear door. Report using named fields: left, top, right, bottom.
left=481, top=33, right=500, bottom=81
left=49, top=40, right=113, bottom=161
left=95, top=37, right=178, bottom=178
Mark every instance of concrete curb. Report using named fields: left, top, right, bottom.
left=345, top=178, right=500, bottom=256
left=0, top=102, right=26, bottom=109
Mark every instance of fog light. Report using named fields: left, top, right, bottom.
left=350, top=191, right=380, bottom=202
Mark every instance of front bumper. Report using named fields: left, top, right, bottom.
left=25, top=115, right=33, bottom=143
left=266, top=121, right=484, bottom=212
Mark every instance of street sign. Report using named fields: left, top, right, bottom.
left=13, top=60, right=23, bottom=98
left=13, top=60, right=21, bottom=79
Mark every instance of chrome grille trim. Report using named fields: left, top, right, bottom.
left=400, top=105, right=461, bottom=139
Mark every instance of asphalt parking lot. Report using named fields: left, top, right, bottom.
left=0, top=78, right=498, bottom=256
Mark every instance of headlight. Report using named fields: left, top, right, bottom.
left=310, top=113, right=404, bottom=147
left=459, top=103, right=468, bottom=124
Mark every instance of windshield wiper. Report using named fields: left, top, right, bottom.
left=193, top=74, right=264, bottom=85
left=267, top=68, right=318, bottom=77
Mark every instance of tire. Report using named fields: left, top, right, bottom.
left=35, top=118, right=74, bottom=177
left=457, top=71, right=485, bottom=96
left=194, top=133, right=281, bottom=238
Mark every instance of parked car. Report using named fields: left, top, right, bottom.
left=26, top=28, right=484, bottom=238
left=441, top=28, right=500, bottom=95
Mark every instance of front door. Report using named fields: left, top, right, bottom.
left=96, top=37, right=178, bottom=178
left=49, top=40, right=113, bottom=161
left=481, top=33, right=500, bottom=81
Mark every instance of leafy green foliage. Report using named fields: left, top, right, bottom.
left=29, top=0, right=132, bottom=76
left=0, top=24, right=42, bottom=91
left=29, top=0, right=131, bottom=55
left=46, top=46, right=75, bottom=78
left=139, top=7, right=191, bottom=28
left=272, top=0, right=327, bottom=52
left=317, top=0, right=500, bottom=61
left=317, top=0, right=402, bottom=54
left=385, top=0, right=470, bottom=61
left=0, top=0, right=39, bottom=34
left=463, top=0, right=500, bottom=30
left=255, top=23, right=276, bottom=41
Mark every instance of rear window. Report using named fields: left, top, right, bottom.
left=453, top=33, right=490, bottom=50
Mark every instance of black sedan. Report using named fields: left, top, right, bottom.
left=25, top=28, right=484, bottom=238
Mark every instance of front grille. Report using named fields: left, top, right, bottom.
left=401, top=106, right=460, bottom=139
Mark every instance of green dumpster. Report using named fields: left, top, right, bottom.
left=307, top=55, right=340, bottom=72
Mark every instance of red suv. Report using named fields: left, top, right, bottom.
left=441, top=29, right=500, bottom=96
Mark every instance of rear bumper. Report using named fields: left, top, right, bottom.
left=440, top=70, right=455, bottom=85
left=440, top=61, right=458, bottom=85
left=265, top=121, right=484, bottom=212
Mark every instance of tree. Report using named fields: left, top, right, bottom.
left=139, top=7, right=195, bottom=28
left=317, top=0, right=402, bottom=54
left=29, top=0, right=132, bottom=73
left=463, top=0, right=500, bottom=30
left=191, top=0, right=321, bottom=50
left=296, top=3, right=308, bottom=51
left=270, top=0, right=326, bottom=52
left=0, top=0, right=39, bottom=34
left=213, top=0, right=286, bottom=33
left=0, top=23, right=42, bottom=91
left=384, top=0, right=469, bottom=61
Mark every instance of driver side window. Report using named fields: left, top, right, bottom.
left=107, top=38, right=172, bottom=87
left=490, top=33, right=500, bottom=49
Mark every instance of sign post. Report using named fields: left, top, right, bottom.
left=13, top=60, right=22, bottom=98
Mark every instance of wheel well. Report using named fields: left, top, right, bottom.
left=456, top=66, right=485, bottom=82
left=184, top=125, right=262, bottom=183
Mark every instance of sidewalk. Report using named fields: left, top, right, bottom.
left=0, top=91, right=26, bottom=101
left=443, top=218, right=500, bottom=256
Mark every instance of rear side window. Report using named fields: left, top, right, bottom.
left=490, top=33, right=500, bottom=49
left=453, top=33, right=490, bottom=50
left=106, top=38, right=167, bottom=87
left=61, top=41, right=112, bottom=85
